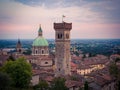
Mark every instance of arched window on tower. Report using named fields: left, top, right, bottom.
left=60, top=34, right=62, bottom=38
left=58, top=33, right=59, bottom=39
left=58, top=33, right=63, bottom=39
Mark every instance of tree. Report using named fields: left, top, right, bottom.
left=33, top=80, right=49, bottom=90
left=70, top=76, right=78, bottom=81
left=23, top=49, right=32, bottom=55
left=2, top=57, right=32, bottom=89
left=89, top=53, right=92, bottom=57
left=7, top=54, right=15, bottom=61
left=74, top=51, right=79, bottom=56
left=83, top=54, right=86, bottom=58
left=109, top=62, right=118, bottom=78
left=115, top=58, right=120, bottom=63
left=109, top=61, right=120, bottom=90
left=50, top=77, right=68, bottom=90
left=84, top=81, right=88, bottom=90
left=117, top=72, right=120, bottom=90
left=0, top=72, right=11, bottom=90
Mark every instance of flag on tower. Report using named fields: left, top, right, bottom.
left=62, top=15, right=66, bottom=22
left=63, top=15, right=66, bottom=18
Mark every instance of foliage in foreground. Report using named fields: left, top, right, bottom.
left=33, top=80, right=49, bottom=90
left=0, top=72, right=11, bottom=90
left=109, top=60, right=120, bottom=90
left=109, top=61, right=119, bottom=78
left=1, top=57, right=32, bottom=89
left=50, top=77, right=68, bottom=90
left=84, top=81, right=88, bottom=90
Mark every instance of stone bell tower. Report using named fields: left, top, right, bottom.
left=54, top=21, right=72, bottom=76
left=16, top=39, right=22, bottom=54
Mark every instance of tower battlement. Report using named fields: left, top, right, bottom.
left=54, top=22, right=72, bottom=30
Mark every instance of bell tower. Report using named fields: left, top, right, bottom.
left=54, top=21, right=72, bottom=76
left=16, top=39, right=22, bottom=54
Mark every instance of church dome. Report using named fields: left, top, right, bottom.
left=32, top=25, right=49, bottom=47
left=32, top=36, right=48, bottom=46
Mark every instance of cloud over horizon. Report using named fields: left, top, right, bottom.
left=0, top=0, right=120, bottom=39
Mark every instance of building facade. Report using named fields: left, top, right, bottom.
left=54, top=22, right=72, bottom=76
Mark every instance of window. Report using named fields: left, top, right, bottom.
left=45, top=62, right=48, bottom=64
left=19, top=49, right=21, bottom=53
left=67, top=64, right=69, bottom=68
left=66, top=34, right=69, bottom=39
left=57, top=33, right=59, bottom=38
left=36, top=50, right=38, bottom=54
left=29, top=60, right=32, bottom=63
left=60, top=34, right=62, bottom=38
left=59, top=68, right=60, bottom=71
left=41, top=50, right=44, bottom=54
left=58, top=33, right=62, bottom=39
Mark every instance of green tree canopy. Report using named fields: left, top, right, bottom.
left=109, top=62, right=118, bottom=78
left=109, top=61, right=120, bottom=90
left=33, top=80, right=49, bottom=90
left=84, top=81, right=88, bottom=90
left=70, top=75, right=78, bottom=81
left=115, top=58, right=120, bottom=63
left=50, top=77, right=68, bottom=90
left=0, top=72, right=11, bottom=90
left=2, top=57, right=32, bottom=89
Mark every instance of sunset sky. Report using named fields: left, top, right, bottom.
left=0, top=0, right=120, bottom=39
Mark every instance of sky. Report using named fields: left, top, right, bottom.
left=0, top=0, right=120, bottom=39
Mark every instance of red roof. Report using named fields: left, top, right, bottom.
left=71, top=62, right=77, bottom=67
left=65, top=80, right=83, bottom=88
left=45, top=76, right=53, bottom=82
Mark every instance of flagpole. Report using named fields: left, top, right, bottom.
left=62, top=15, right=63, bottom=22
left=62, top=15, right=65, bottom=22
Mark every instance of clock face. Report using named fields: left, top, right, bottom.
left=66, top=33, right=69, bottom=39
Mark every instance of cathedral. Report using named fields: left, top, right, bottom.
left=16, top=21, right=72, bottom=76
left=24, top=25, right=53, bottom=69
left=32, top=25, right=49, bottom=56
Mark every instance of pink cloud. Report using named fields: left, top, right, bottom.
left=72, top=23, right=120, bottom=39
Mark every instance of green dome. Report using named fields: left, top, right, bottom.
left=32, top=36, right=48, bottom=46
